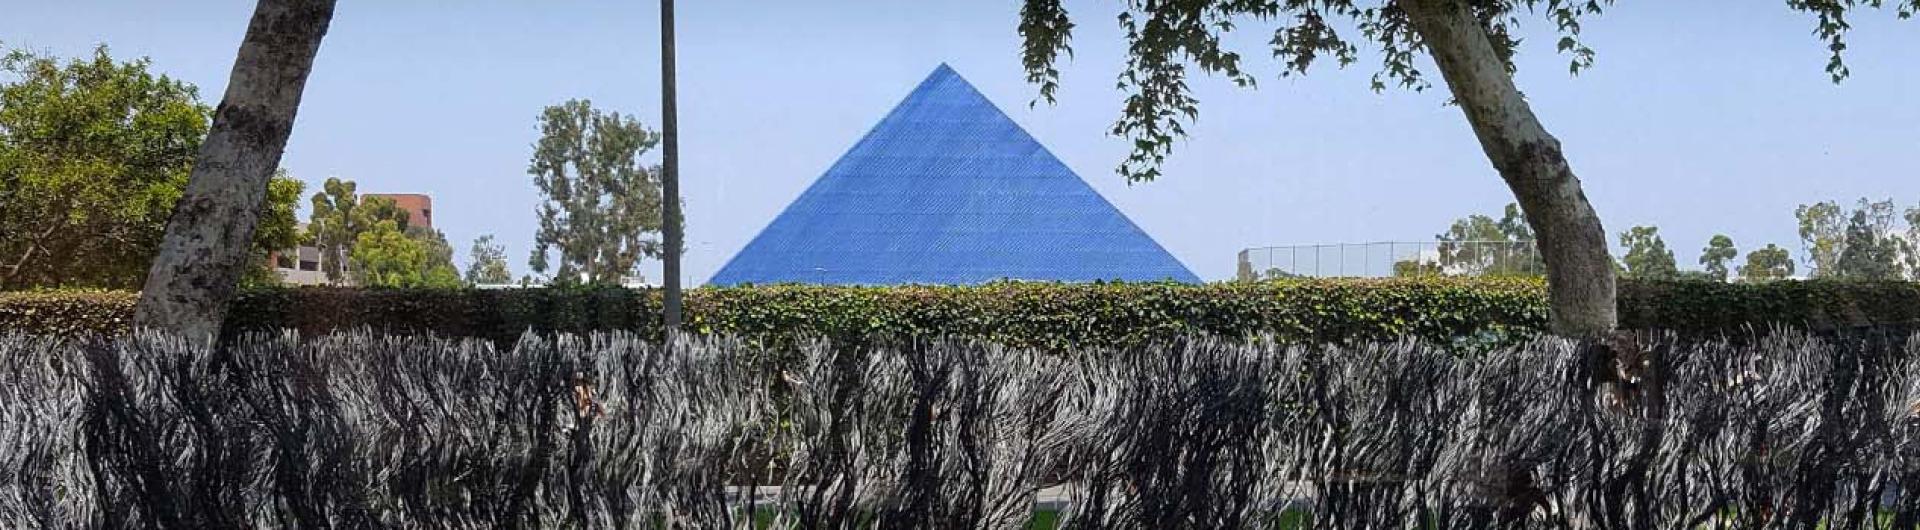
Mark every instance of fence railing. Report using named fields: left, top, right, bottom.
left=1237, top=241, right=1543, bottom=279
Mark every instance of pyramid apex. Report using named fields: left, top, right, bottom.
left=927, top=62, right=960, bottom=80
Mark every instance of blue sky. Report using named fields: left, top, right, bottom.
left=5, top=1, right=1916, bottom=282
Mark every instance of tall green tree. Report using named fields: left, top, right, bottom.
left=1906, top=206, right=1920, bottom=277
left=349, top=220, right=460, bottom=288
left=1796, top=200, right=1847, bottom=278
left=527, top=99, right=665, bottom=285
left=1738, top=244, right=1795, bottom=282
left=0, top=45, right=304, bottom=291
left=1618, top=225, right=1677, bottom=280
left=307, top=177, right=410, bottom=283
left=466, top=234, right=513, bottom=285
left=1698, top=234, right=1738, bottom=283
left=136, top=0, right=337, bottom=339
left=0, top=45, right=207, bottom=289
left=1015, top=0, right=1914, bottom=336
left=1799, top=198, right=1908, bottom=280
left=1834, top=206, right=1905, bottom=280
left=405, top=224, right=456, bottom=276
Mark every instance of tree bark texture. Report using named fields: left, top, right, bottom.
left=1401, top=0, right=1618, bottom=337
left=134, top=0, right=336, bottom=340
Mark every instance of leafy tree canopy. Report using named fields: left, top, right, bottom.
left=1618, top=225, right=1677, bottom=280
left=239, top=174, right=306, bottom=288
left=1698, top=234, right=1738, bottom=283
left=1835, top=206, right=1906, bottom=280
left=0, top=44, right=300, bottom=290
left=466, top=234, right=512, bottom=285
left=528, top=99, right=665, bottom=285
left=307, top=177, right=410, bottom=283
left=0, top=45, right=206, bottom=289
left=1798, top=198, right=1913, bottom=280
left=350, top=220, right=460, bottom=288
left=1018, top=0, right=1915, bottom=182
left=1738, top=243, right=1796, bottom=282
left=405, top=224, right=455, bottom=275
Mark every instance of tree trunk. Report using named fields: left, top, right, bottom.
left=1401, top=0, right=1617, bottom=337
left=133, top=0, right=337, bottom=340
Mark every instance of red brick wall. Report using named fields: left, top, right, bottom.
left=368, top=193, right=432, bottom=229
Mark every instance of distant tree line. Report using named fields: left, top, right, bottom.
left=1606, top=198, right=1918, bottom=282
left=1334, top=199, right=1914, bottom=284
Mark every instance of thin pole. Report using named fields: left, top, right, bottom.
left=660, top=0, right=684, bottom=331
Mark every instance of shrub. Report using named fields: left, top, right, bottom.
left=3, top=279, right=1918, bottom=346
left=1616, top=279, right=1920, bottom=334
left=0, top=289, right=136, bottom=337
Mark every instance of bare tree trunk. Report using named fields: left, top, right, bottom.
left=1402, top=0, right=1617, bottom=337
left=134, top=0, right=337, bottom=340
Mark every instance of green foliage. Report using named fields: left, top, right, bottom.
left=7, top=279, right=1919, bottom=348
left=1619, top=225, right=1678, bottom=280
left=1739, top=244, right=1796, bottom=282
left=466, top=234, right=513, bottom=285
left=1616, top=279, right=1920, bottom=334
left=1787, top=0, right=1920, bottom=82
left=528, top=99, right=664, bottom=285
left=1908, top=206, right=1920, bottom=276
left=5, top=279, right=1542, bottom=347
left=255, top=173, right=309, bottom=258
left=0, top=289, right=137, bottom=336
left=403, top=224, right=456, bottom=275
left=1392, top=259, right=1442, bottom=277
left=1797, top=200, right=1847, bottom=277
left=0, top=45, right=308, bottom=292
left=0, top=45, right=208, bottom=289
left=1698, top=234, right=1738, bottom=283
left=1798, top=198, right=1914, bottom=280
left=348, top=220, right=460, bottom=289
left=1429, top=203, right=1543, bottom=276
left=307, top=177, right=410, bottom=283
left=239, top=174, right=307, bottom=288
left=1017, top=0, right=1913, bottom=181
left=1835, top=205, right=1907, bottom=280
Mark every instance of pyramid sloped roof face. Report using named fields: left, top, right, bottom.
left=708, top=64, right=1200, bottom=286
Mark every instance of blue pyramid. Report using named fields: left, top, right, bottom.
left=708, top=64, right=1199, bottom=286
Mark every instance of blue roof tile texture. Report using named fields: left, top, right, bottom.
left=707, top=64, right=1200, bottom=286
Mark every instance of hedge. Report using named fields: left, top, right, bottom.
left=0, top=290, right=138, bottom=337
left=2, top=279, right=1916, bottom=348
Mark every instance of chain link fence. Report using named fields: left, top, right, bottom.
left=1236, top=241, right=1543, bottom=279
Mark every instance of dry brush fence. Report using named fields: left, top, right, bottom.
left=3, top=330, right=1920, bottom=529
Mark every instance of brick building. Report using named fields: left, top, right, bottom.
left=370, top=193, right=433, bottom=229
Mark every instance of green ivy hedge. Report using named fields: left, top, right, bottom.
left=2, top=279, right=1915, bottom=348
left=1615, top=279, right=1920, bottom=334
